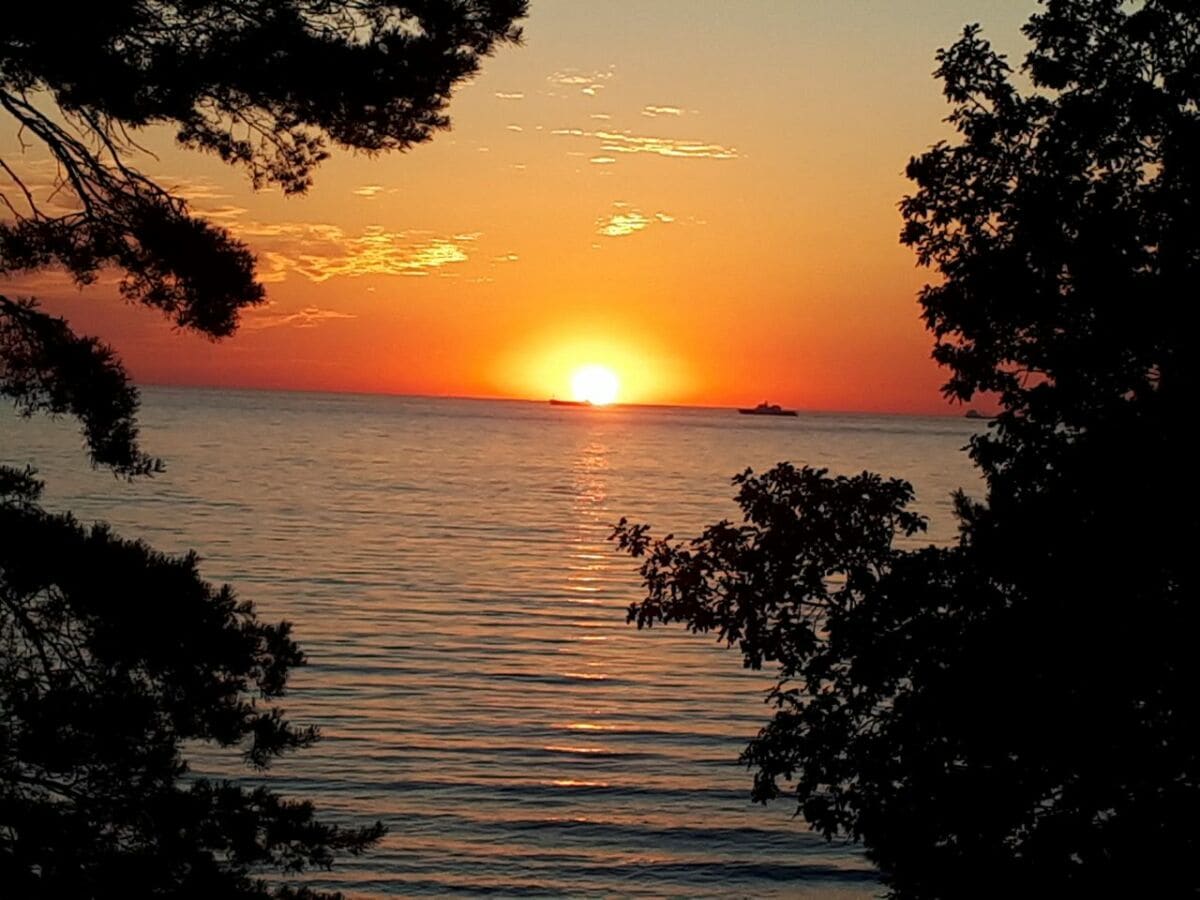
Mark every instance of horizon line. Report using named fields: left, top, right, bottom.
left=137, top=380, right=979, bottom=420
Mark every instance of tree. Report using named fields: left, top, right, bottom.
left=0, top=467, right=386, bottom=898
left=614, top=1, right=1197, bottom=895
left=1, top=2, right=526, bottom=896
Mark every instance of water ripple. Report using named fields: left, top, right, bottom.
left=5, top=389, right=987, bottom=897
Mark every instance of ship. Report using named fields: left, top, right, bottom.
left=738, top=402, right=797, bottom=417
left=549, top=398, right=592, bottom=407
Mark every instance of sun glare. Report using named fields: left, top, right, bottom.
left=571, top=365, right=620, bottom=405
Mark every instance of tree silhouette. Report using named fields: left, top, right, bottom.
left=614, top=1, right=1197, bottom=895
left=1, top=2, right=526, bottom=896
left=0, top=468, right=386, bottom=898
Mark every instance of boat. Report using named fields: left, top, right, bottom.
left=738, top=402, right=797, bottom=417
left=549, top=398, right=592, bottom=407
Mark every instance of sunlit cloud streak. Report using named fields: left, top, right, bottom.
left=642, top=105, right=683, bottom=117
left=598, top=211, right=648, bottom=237
left=1, top=164, right=237, bottom=218
left=547, top=68, right=614, bottom=96
left=352, top=185, right=392, bottom=199
left=596, top=204, right=675, bottom=238
left=200, top=204, right=249, bottom=221
left=494, top=91, right=525, bottom=100
left=553, top=128, right=738, bottom=160
left=160, top=176, right=232, bottom=203
left=241, top=304, right=356, bottom=330
left=235, top=223, right=477, bottom=283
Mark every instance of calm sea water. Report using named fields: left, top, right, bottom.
left=3, top=388, right=986, bottom=898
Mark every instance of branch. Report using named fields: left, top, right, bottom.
left=0, top=295, right=160, bottom=477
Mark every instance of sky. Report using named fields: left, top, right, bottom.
left=1, top=1, right=1041, bottom=414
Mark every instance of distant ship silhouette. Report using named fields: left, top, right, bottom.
left=738, top=401, right=797, bottom=417
left=549, top=398, right=592, bottom=407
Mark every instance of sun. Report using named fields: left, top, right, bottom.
left=571, top=365, right=620, bottom=405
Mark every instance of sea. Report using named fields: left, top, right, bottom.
left=2, top=387, right=987, bottom=898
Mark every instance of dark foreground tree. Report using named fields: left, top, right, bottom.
left=0, top=467, right=386, bottom=898
left=2, top=2, right=526, bottom=896
left=615, top=1, right=1197, bottom=896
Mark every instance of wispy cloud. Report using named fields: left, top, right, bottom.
left=494, top=91, right=525, bottom=100
left=1, top=165, right=244, bottom=220
left=0, top=158, right=67, bottom=217
left=554, top=128, right=738, bottom=161
left=598, top=211, right=649, bottom=237
left=596, top=204, right=675, bottom=238
left=642, top=105, right=683, bottom=117
left=164, top=177, right=232, bottom=203
left=197, top=204, right=247, bottom=222
left=505, top=124, right=524, bottom=132
left=236, top=223, right=477, bottom=283
left=242, top=304, right=356, bottom=331
left=352, top=185, right=392, bottom=200
left=547, top=68, right=614, bottom=97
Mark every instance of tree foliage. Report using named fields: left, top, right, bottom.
left=615, top=1, right=1198, bottom=895
left=1, top=0, right=526, bottom=427
left=0, top=470, right=385, bottom=898
left=1, top=2, right=526, bottom=895
left=1, top=296, right=158, bottom=476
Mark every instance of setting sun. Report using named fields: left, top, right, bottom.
left=571, top=365, right=620, bottom=405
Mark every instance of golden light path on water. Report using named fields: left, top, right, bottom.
left=8, top=387, right=986, bottom=897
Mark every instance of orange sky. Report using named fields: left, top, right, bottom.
left=1, top=1, right=1037, bottom=414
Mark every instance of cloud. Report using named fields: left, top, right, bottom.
left=553, top=128, right=738, bottom=161
left=236, top=223, right=477, bottom=283
left=642, top=105, right=683, bottom=117
left=352, top=185, right=390, bottom=199
left=598, top=211, right=649, bottom=237
left=242, top=305, right=356, bottom=331
left=197, top=204, right=247, bottom=222
left=164, top=177, right=232, bottom=203
left=0, top=166, right=258, bottom=227
left=494, top=92, right=525, bottom=100
left=590, top=156, right=617, bottom=165
left=596, top=204, right=675, bottom=238
left=1, top=164, right=247, bottom=221
left=505, top=124, right=523, bottom=132
left=547, top=68, right=614, bottom=96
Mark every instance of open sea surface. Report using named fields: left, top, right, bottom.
left=2, top=388, right=987, bottom=898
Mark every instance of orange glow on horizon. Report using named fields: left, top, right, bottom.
left=494, top=328, right=689, bottom=406
left=570, top=365, right=619, bottom=405
left=2, top=2, right=1041, bottom=417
